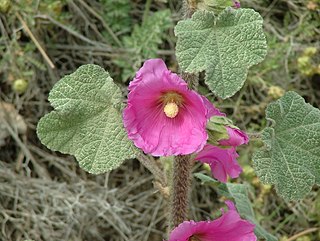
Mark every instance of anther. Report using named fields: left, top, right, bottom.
left=164, top=102, right=179, bottom=118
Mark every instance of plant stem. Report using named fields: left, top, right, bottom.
left=182, top=0, right=197, bottom=18
left=169, top=0, right=200, bottom=231
left=181, top=72, right=199, bottom=91
left=143, top=0, right=153, bottom=23
left=170, top=155, right=193, bottom=228
left=137, top=153, right=167, bottom=187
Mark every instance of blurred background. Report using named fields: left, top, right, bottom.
left=0, top=0, right=319, bottom=240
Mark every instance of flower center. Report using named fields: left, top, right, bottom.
left=160, top=91, right=184, bottom=118
left=164, top=102, right=179, bottom=118
left=189, top=236, right=202, bottom=241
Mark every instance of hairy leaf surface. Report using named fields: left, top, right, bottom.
left=253, top=91, right=320, bottom=200
left=37, top=65, right=137, bottom=174
left=175, top=8, right=267, bottom=98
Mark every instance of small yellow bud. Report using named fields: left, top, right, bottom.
left=0, top=0, right=10, bottom=13
left=164, top=102, right=179, bottom=118
left=296, top=235, right=312, bottom=241
left=13, top=79, right=28, bottom=94
left=304, top=47, right=317, bottom=56
left=268, top=86, right=285, bottom=99
left=261, top=184, right=272, bottom=194
left=298, top=56, right=310, bottom=68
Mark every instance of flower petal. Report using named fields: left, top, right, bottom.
left=201, top=96, right=225, bottom=119
left=128, top=58, right=168, bottom=92
left=195, top=145, right=242, bottom=182
left=168, top=201, right=256, bottom=241
left=123, top=59, right=209, bottom=156
left=219, top=127, right=249, bottom=147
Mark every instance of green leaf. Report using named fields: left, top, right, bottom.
left=114, top=10, right=172, bottom=81
left=194, top=172, right=218, bottom=184
left=175, top=8, right=267, bottom=99
left=253, top=91, right=320, bottom=200
left=223, top=183, right=278, bottom=241
left=101, top=0, right=132, bottom=33
left=37, top=65, right=138, bottom=174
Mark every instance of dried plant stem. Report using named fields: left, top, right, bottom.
left=287, top=228, right=319, bottom=241
left=170, top=155, right=193, bottom=228
left=16, top=12, right=55, bottom=69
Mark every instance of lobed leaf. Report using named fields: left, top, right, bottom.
left=253, top=91, right=320, bottom=200
left=37, top=64, right=138, bottom=174
left=175, top=8, right=267, bottom=99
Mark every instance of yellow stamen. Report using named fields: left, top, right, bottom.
left=164, top=102, right=179, bottom=118
left=160, top=91, right=184, bottom=106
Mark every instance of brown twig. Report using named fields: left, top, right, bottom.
left=76, top=0, right=123, bottom=47
left=286, top=228, right=319, bottom=241
left=16, top=12, right=55, bottom=69
left=34, top=14, right=110, bottom=49
left=2, top=118, right=51, bottom=180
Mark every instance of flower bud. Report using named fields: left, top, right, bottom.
left=0, top=0, right=11, bottom=13
left=12, top=79, right=28, bottom=94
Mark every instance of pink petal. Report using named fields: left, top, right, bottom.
left=128, top=59, right=168, bottom=92
left=123, top=59, right=209, bottom=156
left=202, top=97, right=249, bottom=147
left=201, top=96, right=225, bottom=119
left=168, top=201, right=256, bottom=241
left=219, top=127, right=249, bottom=147
left=195, top=145, right=242, bottom=182
left=233, top=1, right=241, bottom=8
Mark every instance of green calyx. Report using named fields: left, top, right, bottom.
left=206, top=116, right=238, bottom=146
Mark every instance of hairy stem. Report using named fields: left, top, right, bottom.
left=181, top=72, right=199, bottom=91
left=183, top=0, right=197, bottom=18
left=170, top=155, right=193, bottom=228
left=168, top=0, right=199, bottom=231
left=137, top=153, right=167, bottom=187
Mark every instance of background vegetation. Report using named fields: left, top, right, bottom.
left=0, top=0, right=319, bottom=240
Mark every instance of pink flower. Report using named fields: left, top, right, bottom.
left=204, top=97, right=249, bottom=148
left=168, top=201, right=256, bottom=241
left=197, top=92, right=248, bottom=182
left=233, top=1, right=241, bottom=8
left=123, top=59, right=220, bottom=156
left=201, top=96, right=225, bottom=119
left=195, top=145, right=242, bottom=182
left=219, top=127, right=249, bottom=147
